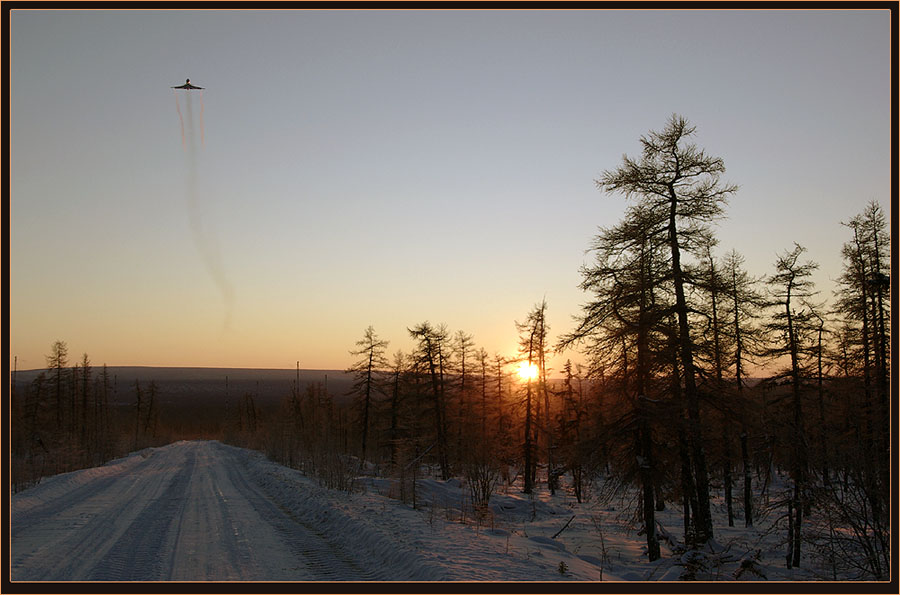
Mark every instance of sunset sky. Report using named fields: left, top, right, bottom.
left=9, top=8, right=892, bottom=372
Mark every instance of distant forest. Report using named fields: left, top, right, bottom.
left=10, top=115, right=890, bottom=579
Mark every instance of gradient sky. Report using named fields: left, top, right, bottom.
left=9, top=8, right=892, bottom=372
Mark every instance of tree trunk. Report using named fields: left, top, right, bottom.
left=741, top=428, right=753, bottom=527
left=667, top=185, right=713, bottom=543
left=723, top=424, right=734, bottom=527
left=390, top=367, right=401, bottom=470
left=785, top=285, right=805, bottom=568
left=523, top=375, right=534, bottom=494
left=732, top=271, right=753, bottom=527
left=361, top=352, right=373, bottom=462
left=638, top=420, right=660, bottom=561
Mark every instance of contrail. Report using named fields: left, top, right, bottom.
left=185, top=91, right=193, bottom=140
left=174, top=90, right=185, bottom=147
left=199, top=91, right=205, bottom=147
left=176, top=86, right=234, bottom=332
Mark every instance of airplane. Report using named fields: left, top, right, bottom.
left=171, top=78, right=204, bottom=90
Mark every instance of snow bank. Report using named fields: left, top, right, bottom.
left=231, top=446, right=448, bottom=581
left=10, top=445, right=166, bottom=515
left=230, top=446, right=615, bottom=581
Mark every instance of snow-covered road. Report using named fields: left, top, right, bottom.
left=14, top=439, right=645, bottom=582
left=11, top=441, right=397, bottom=581
left=11, top=438, right=811, bottom=583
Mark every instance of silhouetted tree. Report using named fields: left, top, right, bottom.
left=80, top=353, right=92, bottom=450
left=721, top=249, right=766, bottom=527
left=21, top=372, right=50, bottom=486
left=46, top=340, right=68, bottom=433
left=387, top=350, right=407, bottom=470
left=451, top=330, right=476, bottom=468
left=346, top=326, right=389, bottom=462
left=694, top=238, right=737, bottom=526
left=408, top=322, right=451, bottom=479
left=596, top=114, right=737, bottom=545
left=97, top=364, right=113, bottom=460
left=819, top=201, right=892, bottom=579
left=835, top=201, right=890, bottom=494
left=765, top=243, right=819, bottom=569
left=558, top=203, right=673, bottom=559
left=515, top=299, right=550, bottom=495
left=557, top=360, right=591, bottom=503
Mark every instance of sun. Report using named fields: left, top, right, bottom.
left=517, top=361, right=540, bottom=382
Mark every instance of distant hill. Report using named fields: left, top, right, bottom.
left=10, top=366, right=769, bottom=410
left=11, top=367, right=355, bottom=408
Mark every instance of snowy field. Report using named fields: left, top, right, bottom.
left=9, top=440, right=856, bottom=582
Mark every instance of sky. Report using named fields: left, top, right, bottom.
left=8, top=8, right=893, bottom=372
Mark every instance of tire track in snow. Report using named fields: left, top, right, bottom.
left=220, top=450, right=386, bottom=581
left=12, top=441, right=405, bottom=581
left=10, top=473, right=123, bottom=540
left=11, top=448, right=189, bottom=580
left=166, top=442, right=261, bottom=581
left=86, top=448, right=197, bottom=581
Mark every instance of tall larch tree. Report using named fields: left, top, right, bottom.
left=516, top=300, right=549, bottom=494
left=721, top=248, right=766, bottom=527
left=346, top=326, right=389, bottom=462
left=558, top=204, right=669, bottom=560
left=765, top=243, right=818, bottom=569
left=597, top=114, right=738, bottom=544
left=408, top=322, right=451, bottom=480
left=46, top=340, right=68, bottom=433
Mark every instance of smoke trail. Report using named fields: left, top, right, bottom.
left=199, top=91, right=205, bottom=147
left=185, top=91, right=193, bottom=140
left=174, top=90, right=185, bottom=147
left=176, top=89, right=234, bottom=331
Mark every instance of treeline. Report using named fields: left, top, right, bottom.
left=9, top=350, right=225, bottom=490
left=249, top=319, right=556, bottom=504
left=11, top=348, right=120, bottom=488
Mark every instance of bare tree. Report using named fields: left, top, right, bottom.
left=98, top=364, right=112, bottom=460
left=346, top=326, right=389, bottom=462
left=46, top=340, right=68, bottom=433
left=818, top=200, right=892, bottom=579
left=387, top=350, right=407, bottom=470
left=80, top=353, right=92, bottom=451
left=721, top=249, right=766, bottom=527
left=765, top=243, right=819, bottom=569
left=835, top=201, right=890, bottom=495
left=558, top=204, right=671, bottom=559
left=516, top=300, right=549, bottom=494
left=694, top=237, right=737, bottom=526
left=408, top=322, right=451, bottom=480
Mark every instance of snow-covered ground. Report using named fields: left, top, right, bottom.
left=9, top=440, right=843, bottom=582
